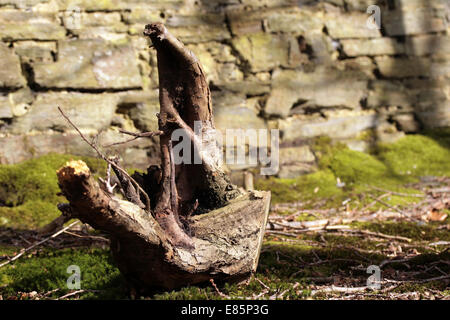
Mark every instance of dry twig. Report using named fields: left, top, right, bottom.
left=210, top=279, right=230, bottom=298
left=0, top=221, right=80, bottom=268
left=103, top=129, right=163, bottom=147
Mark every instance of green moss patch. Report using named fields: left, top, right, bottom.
left=377, top=133, right=450, bottom=178
left=0, top=153, right=106, bottom=229
left=257, top=131, right=450, bottom=207
left=0, top=247, right=125, bottom=300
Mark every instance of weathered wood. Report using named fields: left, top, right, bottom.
left=56, top=23, right=271, bottom=291
left=144, top=22, right=240, bottom=213
left=57, top=161, right=270, bottom=290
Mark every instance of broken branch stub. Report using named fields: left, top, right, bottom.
left=56, top=23, right=271, bottom=291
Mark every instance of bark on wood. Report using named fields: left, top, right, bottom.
left=55, top=23, right=271, bottom=291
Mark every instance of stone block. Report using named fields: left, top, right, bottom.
left=0, top=0, right=50, bottom=7
left=392, top=113, right=420, bottom=133
left=344, top=0, right=389, bottom=11
left=325, top=12, right=381, bottom=39
left=122, top=7, right=166, bottom=24
left=117, top=90, right=160, bottom=132
left=431, top=56, right=450, bottom=79
left=341, top=38, right=405, bottom=57
left=231, top=33, right=302, bottom=72
left=11, top=92, right=120, bottom=133
left=0, top=94, right=12, bottom=119
left=416, top=100, right=450, bottom=128
left=227, top=8, right=264, bottom=36
left=265, top=68, right=368, bottom=117
left=375, top=56, right=431, bottom=78
left=213, top=95, right=267, bottom=131
left=228, top=6, right=323, bottom=36
left=13, top=41, right=56, bottom=63
left=279, top=145, right=316, bottom=164
left=277, top=162, right=316, bottom=179
left=56, top=0, right=183, bottom=11
left=170, top=25, right=230, bottom=44
left=218, top=81, right=271, bottom=96
left=337, top=57, right=376, bottom=80
left=33, top=39, right=142, bottom=89
left=0, top=9, right=65, bottom=40
left=278, top=111, right=379, bottom=141
left=0, top=43, right=26, bottom=88
left=62, top=11, right=128, bottom=39
left=187, top=43, right=243, bottom=84
left=9, top=87, right=34, bottom=117
left=367, top=80, right=415, bottom=108
left=0, top=129, right=157, bottom=169
left=383, top=9, right=446, bottom=36
left=394, top=0, right=448, bottom=10
left=164, top=14, right=230, bottom=43
left=265, top=7, right=323, bottom=34
left=405, top=35, right=450, bottom=56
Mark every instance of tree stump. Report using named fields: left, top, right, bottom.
left=56, top=23, right=271, bottom=291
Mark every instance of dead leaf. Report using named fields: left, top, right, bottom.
left=427, top=210, right=448, bottom=222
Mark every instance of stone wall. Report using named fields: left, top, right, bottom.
left=0, top=0, right=449, bottom=179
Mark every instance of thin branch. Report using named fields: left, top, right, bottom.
left=103, top=129, right=163, bottom=147
left=267, top=218, right=412, bottom=243
left=58, top=106, right=151, bottom=211
left=62, top=230, right=109, bottom=242
left=56, top=289, right=100, bottom=300
left=119, top=128, right=164, bottom=138
left=415, top=274, right=450, bottom=283
left=340, top=229, right=412, bottom=243
left=428, top=187, right=450, bottom=194
left=210, top=279, right=230, bottom=299
left=368, top=194, right=410, bottom=217
left=368, top=186, right=425, bottom=198
left=361, top=192, right=391, bottom=212
left=255, top=277, right=271, bottom=290
left=311, top=286, right=372, bottom=295
left=271, top=282, right=299, bottom=300
left=42, top=288, right=60, bottom=298
left=103, top=136, right=140, bottom=147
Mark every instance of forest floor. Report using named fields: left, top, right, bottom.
left=0, top=130, right=449, bottom=300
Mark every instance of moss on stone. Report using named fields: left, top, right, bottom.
left=328, top=148, right=389, bottom=185
left=256, top=169, right=343, bottom=205
left=256, top=131, right=450, bottom=207
left=377, top=133, right=450, bottom=178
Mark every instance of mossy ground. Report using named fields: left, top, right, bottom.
left=0, top=131, right=449, bottom=300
